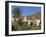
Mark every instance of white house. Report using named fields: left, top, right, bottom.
left=12, top=16, right=41, bottom=26
left=23, top=16, right=40, bottom=26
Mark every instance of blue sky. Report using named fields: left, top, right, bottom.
left=12, top=6, right=41, bottom=16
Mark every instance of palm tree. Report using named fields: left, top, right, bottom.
left=15, top=7, right=21, bottom=18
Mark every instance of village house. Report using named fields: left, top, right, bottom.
left=12, top=16, right=41, bottom=26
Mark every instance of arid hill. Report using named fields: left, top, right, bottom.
left=12, top=12, right=41, bottom=20
left=21, top=12, right=41, bottom=20
left=29, top=12, right=41, bottom=20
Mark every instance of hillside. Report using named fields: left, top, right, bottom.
left=30, top=12, right=41, bottom=20
left=12, top=12, right=41, bottom=20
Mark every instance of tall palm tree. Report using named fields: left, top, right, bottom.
left=15, top=7, right=21, bottom=18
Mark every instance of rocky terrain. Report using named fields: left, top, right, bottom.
left=12, top=12, right=41, bottom=31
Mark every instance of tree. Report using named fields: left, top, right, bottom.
left=15, top=7, right=21, bottom=18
